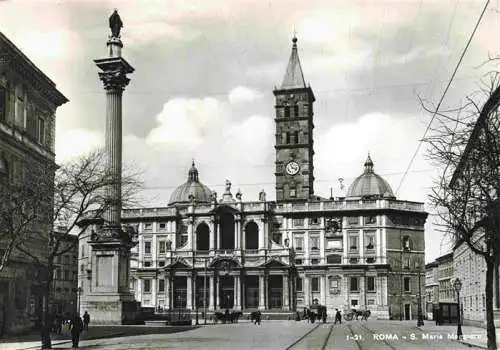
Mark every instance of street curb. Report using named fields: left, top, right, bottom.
left=457, top=340, right=487, bottom=349
left=16, top=333, right=126, bottom=350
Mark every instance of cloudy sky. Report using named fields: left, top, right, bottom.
left=1, top=0, right=499, bottom=262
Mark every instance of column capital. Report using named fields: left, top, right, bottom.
left=98, top=70, right=130, bottom=92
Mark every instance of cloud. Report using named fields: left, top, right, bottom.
left=228, top=86, right=263, bottom=103
left=145, top=97, right=229, bottom=152
left=55, top=129, right=104, bottom=163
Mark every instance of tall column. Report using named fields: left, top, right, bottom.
left=304, top=276, right=310, bottom=306
left=234, top=276, right=241, bottom=310
left=186, top=275, right=192, bottom=310
left=320, top=276, right=326, bottom=305
left=258, top=221, right=265, bottom=250
left=234, top=219, right=240, bottom=249
left=209, top=275, right=214, bottom=310
left=283, top=274, right=289, bottom=310
left=215, top=276, right=219, bottom=309
left=165, top=276, right=171, bottom=309
left=258, top=275, right=265, bottom=310
left=264, top=274, right=269, bottom=309
left=209, top=220, right=215, bottom=250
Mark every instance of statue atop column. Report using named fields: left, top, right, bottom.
left=109, top=9, right=123, bottom=38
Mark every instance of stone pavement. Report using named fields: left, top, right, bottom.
left=2, top=320, right=498, bottom=350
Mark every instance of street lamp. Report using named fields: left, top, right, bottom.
left=417, top=268, right=424, bottom=327
left=453, top=278, right=463, bottom=340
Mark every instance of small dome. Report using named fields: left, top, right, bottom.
left=168, top=160, right=212, bottom=206
left=346, top=155, right=395, bottom=199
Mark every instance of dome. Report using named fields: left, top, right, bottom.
left=346, top=155, right=395, bottom=199
left=168, top=161, right=212, bottom=206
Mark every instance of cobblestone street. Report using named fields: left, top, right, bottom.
left=3, top=320, right=489, bottom=350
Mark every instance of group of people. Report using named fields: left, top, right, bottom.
left=295, top=307, right=344, bottom=324
left=46, top=311, right=90, bottom=348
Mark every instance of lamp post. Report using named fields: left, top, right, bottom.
left=417, top=268, right=424, bottom=327
left=453, top=278, right=463, bottom=340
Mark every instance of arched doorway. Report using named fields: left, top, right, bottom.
left=245, top=221, right=259, bottom=249
left=196, top=222, right=209, bottom=251
left=219, top=276, right=234, bottom=309
left=220, top=213, right=235, bottom=249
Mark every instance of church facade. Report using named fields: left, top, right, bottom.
left=78, top=38, right=427, bottom=320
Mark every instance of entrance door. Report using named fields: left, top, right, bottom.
left=219, top=276, right=234, bottom=309
left=404, top=304, right=411, bottom=320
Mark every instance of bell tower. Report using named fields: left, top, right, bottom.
left=274, top=36, right=315, bottom=202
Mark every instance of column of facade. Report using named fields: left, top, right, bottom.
left=209, top=275, right=215, bottom=310
left=192, top=274, right=197, bottom=310
left=170, top=275, right=175, bottom=309
left=234, top=218, right=240, bottom=250
left=258, top=221, right=265, bottom=250
left=240, top=275, right=246, bottom=309
left=376, top=228, right=381, bottom=263
left=217, top=222, right=221, bottom=250
left=304, top=276, right=311, bottom=306
left=283, top=274, right=289, bottom=310
left=320, top=276, right=326, bottom=305
left=165, top=276, right=171, bottom=310
left=359, top=228, right=364, bottom=259
left=264, top=274, right=269, bottom=309
left=234, top=275, right=241, bottom=310
left=209, top=220, right=215, bottom=250
left=151, top=279, right=157, bottom=306
left=186, top=275, right=193, bottom=310
left=258, top=274, right=265, bottom=310
left=215, top=276, right=220, bottom=309
left=320, top=218, right=325, bottom=263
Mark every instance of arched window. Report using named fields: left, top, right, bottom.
left=245, top=222, right=259, bottom=250
left=294, top=104, right=299, bottom=117
left=402, top=236, right=413, bottom=251
left=196, top=222, right=210, bottom=251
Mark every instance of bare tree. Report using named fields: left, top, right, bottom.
left=424, top=70, right=500, bottom=350
left=0, top=148, right=142, bottom=348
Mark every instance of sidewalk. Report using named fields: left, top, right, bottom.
left=412, top=320, right=499, bottom=349
left=0, top=324, right=195, bottom=350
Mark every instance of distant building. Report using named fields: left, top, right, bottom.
left=51, top=233, right=78, bottom=316
left=425, top=253, right=458, bottom=324
left=0, top=32, right=68, bottom=333
left=79, top=37, right=427, bottom=321
left=453, top=233, right=500, bottom=327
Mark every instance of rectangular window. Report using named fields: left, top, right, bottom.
left=365, top=233, right=376, bottom=250
left=294, top=105, right=299, bottom=117
left=350, top=277, right=358, bottom=291
left=144, top=223, right=153, bottom=231
left=0, top=86, right=5, bottom=121
left=295, top=259, right=303, bottom=265
left=159, top=261, right=165, bottom=267
left=367, top=299, right=375, bottom=305
left=159, top=279, right=165, bottom=292
left=293, top=218, right=304, bottom=227
left=158, top=241, right=166, bottom=254
left=159, top=222, right=167, bottom=230
left=347, top=216, right=359, bottom=225
left=364, top=216, right=376, bottom=225
left=143, top=279, right=151, bottom=293
left=144, top=241, right=151, bottom=255
left=330, top=279, right=338, bottom=289
left=294, top=237, right=304, bottom=251
left=351, top=299, right=358, bottom=307
left=284, top=106, right=290, bottom=118
left=310, top=236, right=319, bottom=250
left=404, top=277, right=410, bottom=292
left=144, top=261, right=152, bottom=267
left=311, top=277, right=319, bottom=292
left=309, top=217, right=320, bottom=226
left=37, top=117, right=45, bottom=144
left=367, top=276, right=375, bottom=291
left=311, top=258, right=319, bottom=265
left=349, top=236, right=358, bottom=251
left=296, top=277, right=302, bottom=292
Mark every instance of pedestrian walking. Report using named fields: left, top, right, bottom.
left=82, top=311, right=90, bottom=331
left=334, top=309, right=342, bottom=324
left=69, top=314, right=84, bottom=348
left=322, top=307, right=327, bottom=323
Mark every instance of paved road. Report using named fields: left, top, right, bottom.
left=8, top=321, right=481, bottom=350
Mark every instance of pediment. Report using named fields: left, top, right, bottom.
left=262, top=258, right=288, bottom=268
left=167, top=258, right=191, bottom=269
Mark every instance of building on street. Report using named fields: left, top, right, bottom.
left=79, top=37, right=428, bottom=321
left=0, top=32, right=68, bottom=334
left=51, top=232, right=78, bottom=316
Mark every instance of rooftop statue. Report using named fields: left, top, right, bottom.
left=109, top=9, right=123, bottom=38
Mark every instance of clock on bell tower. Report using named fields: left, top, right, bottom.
left=274, top=36, right=315, bottom=202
